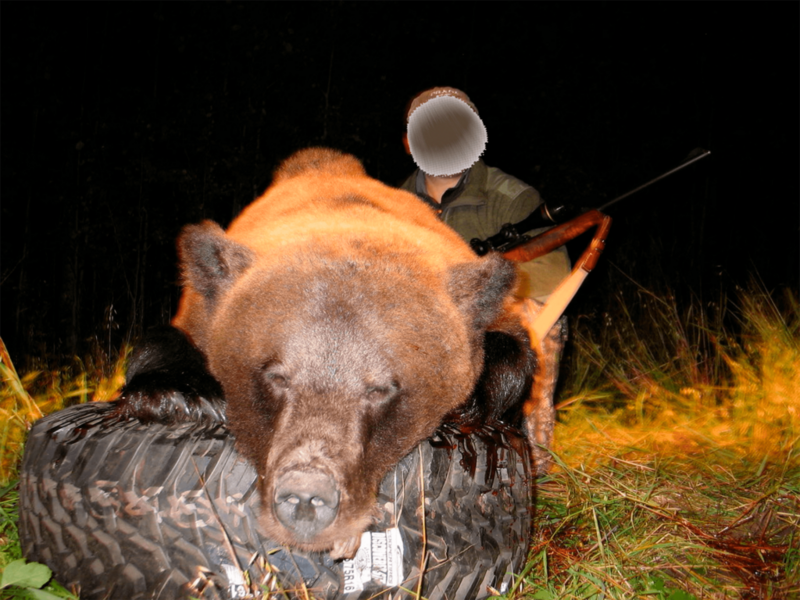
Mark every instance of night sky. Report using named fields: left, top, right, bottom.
left=2, top=2, right=798, bottom=363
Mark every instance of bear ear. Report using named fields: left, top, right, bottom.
left=178, top=220, right=255, bottom=305
left=447, top=253, right=518, bottom=331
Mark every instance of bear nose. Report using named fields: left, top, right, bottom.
left=273, top=471, right=339, bottom=541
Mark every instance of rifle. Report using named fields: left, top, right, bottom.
left=470, top=148, right=711, bottom=258
left=477, top=148, right=711, bottom=342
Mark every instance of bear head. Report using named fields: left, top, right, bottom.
left=171, top=148, right=521, bottom=559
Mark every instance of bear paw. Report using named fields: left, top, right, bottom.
left=109, top=325, right=227, bottom=427
left=111, top=374, right=227, bottom=426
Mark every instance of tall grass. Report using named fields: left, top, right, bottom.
left=554, top=278, right=798, bottom=467
left=1, top=280, right=797, bottom=599
left=0, top=340, right=127, bottom=487
left=514, top=280, right=800, bottom=599
left=0, top=340, right=128, bottom=600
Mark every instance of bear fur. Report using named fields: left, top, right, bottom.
left=113, top=148, right=535, bottom=560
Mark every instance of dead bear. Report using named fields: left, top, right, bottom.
left=113, top=147, right=535, bottom=560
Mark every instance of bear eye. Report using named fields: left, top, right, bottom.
left=262, top=363, right=290, bottom=390
left=365, top=381, right=399, bottom=403
left=266, top=372, right=289, bottom=388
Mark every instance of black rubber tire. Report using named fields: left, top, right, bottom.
left=19, top=402, right=533, bottom=600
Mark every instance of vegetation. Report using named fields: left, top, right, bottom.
left=511, top=281, right=799, bottom=599
left=0, top=341, right=124, bottom=598
left=1, top=280, right=797, bottom=599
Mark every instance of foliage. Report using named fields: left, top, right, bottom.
left=0, top=338, right=127, bottom=487
left=502, top=280, right=799, bottom=599
left=0, top=483, right=22, bottom=568
left=0, top=558, right=79, bottom=599
left=557, top=277, right=799, bottom=468
left=511, top=447, right=797, bottom=599
left=0, top=341, right=123, bottom=598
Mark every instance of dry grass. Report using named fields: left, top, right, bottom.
left=507, top=282, right=800, bottom=600
left=0, top=340, right=127, bottom=487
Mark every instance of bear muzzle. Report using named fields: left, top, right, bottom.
left=273, top=470, right=340, bottom=542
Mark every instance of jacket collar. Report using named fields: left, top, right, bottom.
left=413, top=160, right=488, bottom=210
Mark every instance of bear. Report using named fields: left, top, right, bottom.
left=113, top=148, right=535, bottom=560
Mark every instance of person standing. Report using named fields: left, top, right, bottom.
left=400, top=87, right=570, bottom=474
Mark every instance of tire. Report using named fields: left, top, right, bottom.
left=19, top=402, right=533, bottom=600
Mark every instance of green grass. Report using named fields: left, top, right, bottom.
left=516, top=445, right=797, bottom=599
left=1, top=280, right=798, bottom=599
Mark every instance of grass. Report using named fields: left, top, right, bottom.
left=0, top=343, right=127, bottom=488
left=508, top=281, right=799, bottom=600
left=0, top=342, right=126, bottom=598
left=1, top=280, right=798, bottom=599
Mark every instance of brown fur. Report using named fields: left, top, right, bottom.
left=171, top=148, right=527, bottom=558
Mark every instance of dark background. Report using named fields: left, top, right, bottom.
left=2, top=2, right=798, bottom=367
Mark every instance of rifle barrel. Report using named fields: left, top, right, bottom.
left=599, top=148, right=710, bottom=212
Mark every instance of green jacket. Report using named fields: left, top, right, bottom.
left=400, top=160, right=571, bottom=301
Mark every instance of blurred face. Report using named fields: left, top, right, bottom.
left=406, top=94, right=487, bottom=177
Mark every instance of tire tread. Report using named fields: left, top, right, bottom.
left=20, top=403, right=532, bottom=599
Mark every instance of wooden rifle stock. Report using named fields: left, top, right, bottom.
left=502, top=209, right=612, bottom=273
left=501, top=210, right=612, bottom=341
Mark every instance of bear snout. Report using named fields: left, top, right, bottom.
left=273, top=470, right=340, bottom=542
